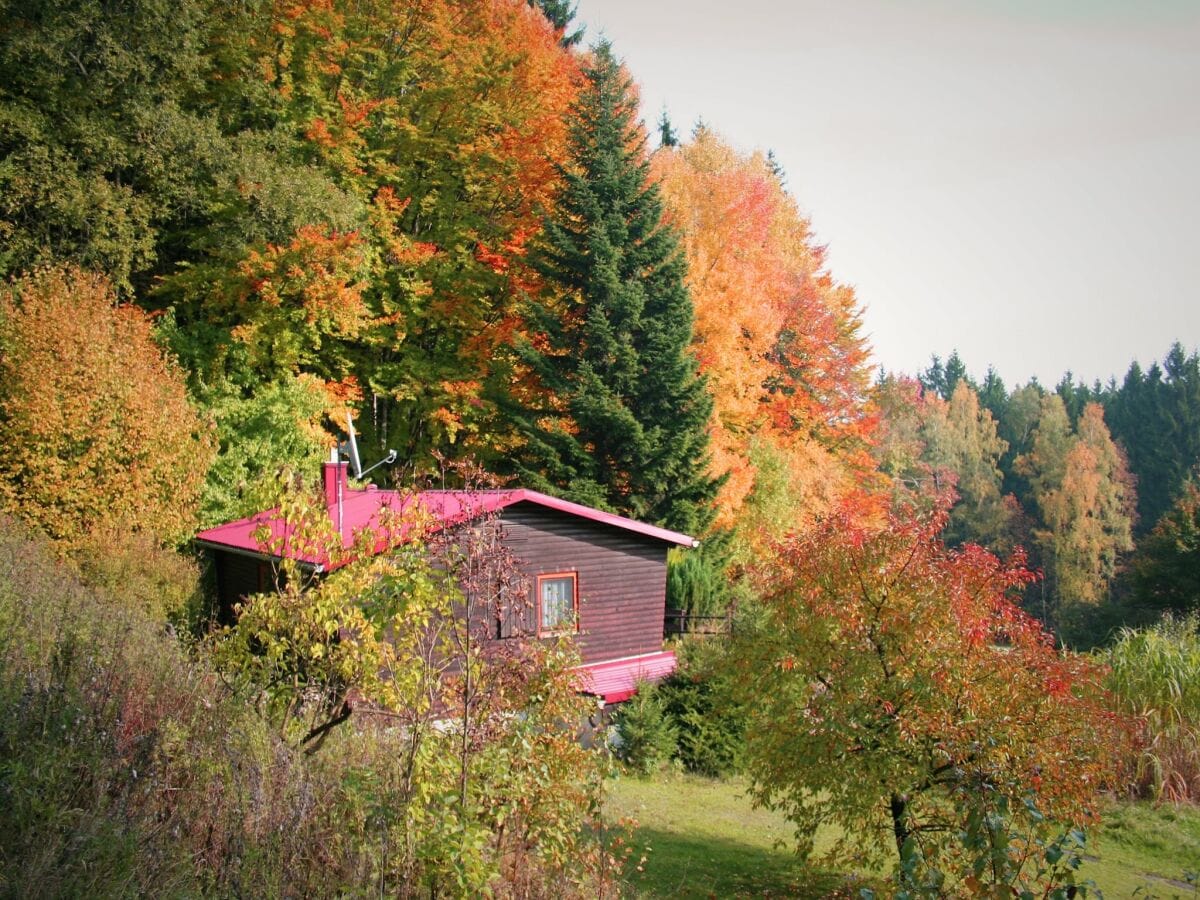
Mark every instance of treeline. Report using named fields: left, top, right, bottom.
left=0, top=0, right=873, bottom=577
left=875, top=345, right=1200, bottom=644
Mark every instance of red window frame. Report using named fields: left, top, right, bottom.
left=536, top=572, right=578, bottom=637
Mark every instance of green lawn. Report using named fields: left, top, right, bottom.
left=606, top=772, right=1200, bottom=898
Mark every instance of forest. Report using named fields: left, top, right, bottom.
left=1, top=0, right=1198, bottom=896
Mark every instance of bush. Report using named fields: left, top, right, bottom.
left=666, top=542, right=729, bottom=619
left=656, top=639, right=746, bottom=777
left=1103, top=615, right=1200, bottom=802
left=0, top=517, right=624, bottom=897
left=613, top=681, right=677, bottom=775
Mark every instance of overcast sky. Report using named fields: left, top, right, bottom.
left=571, top=0, right=1200, bottom=388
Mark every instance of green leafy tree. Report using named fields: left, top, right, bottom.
left=920, top=349, right=971, bottom=400
left=1105, top=345, right=1200, bottom=534
left=528, top=0, right=583, bottom=46
left=0, top=0, right=236, bottom=293
left=977, top=365, right=1008, bottom=423
left=500, top=41, right=719, bottom=535
left=656, top=109, right=678, bottom=148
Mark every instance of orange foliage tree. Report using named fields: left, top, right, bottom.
left=170, top=0, right=583, bottom=466
left=734, top=499, right=1126, bottom=891
left=0, top=266, right=214, bottom=545
left=653, top=129, right=874, bottom=534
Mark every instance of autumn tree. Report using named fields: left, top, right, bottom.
left=873, top=377, right=1016, bottom=552
left=920, top=382, right=1017, bottom=551
left=500, top=41, right=719, bottom=534
left=0, top=266, right=213, bottom=545
left=1017, top=397, right=1134, bottom=637
left=652, top=128, right=873, bottom=534
left=733, top=500, right=1124, bottom=892
left=151, top=0, right=582, bottom=469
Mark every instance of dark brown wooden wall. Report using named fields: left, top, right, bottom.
left=213, top=551, right=265, bottom=622
left=498, top=502, right=669, bottom=664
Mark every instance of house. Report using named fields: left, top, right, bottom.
left=195, top=455, right=696, bottom=704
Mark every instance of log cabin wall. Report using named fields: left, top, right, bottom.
left=212, top=551, right=269, bottom=623
left=498, top=501, right=669, bottom=664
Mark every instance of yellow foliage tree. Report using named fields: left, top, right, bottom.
left=0, top=266, right=214, bottom=545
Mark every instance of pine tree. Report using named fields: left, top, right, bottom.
left=501, top=41, right=719, bottom=535
left=527, top=0, right=583, bottom=47
left=657, top=109, right=678, bottom=148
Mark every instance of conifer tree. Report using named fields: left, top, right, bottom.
left=657, top=109, right=678, bottom=148
left=501, top=41, right=719, bottom=535
left=527, top=0, right=583, bottom=47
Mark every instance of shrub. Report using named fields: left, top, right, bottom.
left=656, top=639, right=746, bottom=777
left=666, top=542, right=728, bottom=618
left=613, top=681, right=678, bottom=775
left=1103, top=615, right=1200, bottom=802
left=68, top=527, right=205, bottom=624
left=0, top=516, right=623, bottom=897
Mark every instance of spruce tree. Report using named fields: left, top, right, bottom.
left=501, top=41, right=719, bottom=536
left=527, top=0, right=583, bottom=47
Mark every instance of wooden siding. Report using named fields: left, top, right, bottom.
left=213, top=551, right=267, bottom=623
left=498, top=502, right=669, bottom=665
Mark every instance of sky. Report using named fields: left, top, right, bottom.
left=570, top=0, right=1200, bottom=388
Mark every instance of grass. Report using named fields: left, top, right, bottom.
left=606, top=772, right=1200, bottom=898
left=606, top=773, right=870, bottom=898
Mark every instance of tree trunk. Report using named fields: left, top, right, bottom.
left=890, top=793, right=910, bottom=861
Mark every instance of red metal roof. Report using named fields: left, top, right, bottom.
left=574, top=650, right=677, bottom=704
left=195, top=476, right=698, bottom=568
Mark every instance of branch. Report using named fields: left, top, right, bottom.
left=301, top=697, right=353, bottom=754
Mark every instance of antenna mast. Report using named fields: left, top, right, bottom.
left=341, top=414, right=398, bottom=481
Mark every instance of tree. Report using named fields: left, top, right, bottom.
left=0, top=0, right=225, bottom=293
left=527, top=0, right=583, bottom=46
left=1104, top=345, right=1200, bottom=533
left=652, top=128, right=873, bottom=532
left=500, top=41, right=719, bottom=535
left=977, top=365, right=1008, bottom=423
left=920, top=349, right=971, bottom=400
left=732, top=500, right=1124, bottom=891
left=207, top=465, right=620, bottom=892
left=1017, top=398, right=1134, bottom=637
left=0, top=266, right=213, bottom=545
left=920, top=382, right=1016, bottom=551
left=1131, top=473, right=1200, bottom=615
left=656, top=109, right=678, bottom=148
left=149, top=0, right=583, bottom=470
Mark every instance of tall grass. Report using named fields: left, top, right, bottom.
left=1103, top=615, right=1200, bottom=803
left=0, top=519, right=622, bottom=897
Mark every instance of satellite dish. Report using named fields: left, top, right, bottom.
left=342, top=414, right=397, bottom=480
left=345, top=413, right=364, bottom=479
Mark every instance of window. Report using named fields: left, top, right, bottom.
left=537, top=573, right=577, bottom=636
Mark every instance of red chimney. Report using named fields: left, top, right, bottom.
left=323, top=449, right=348, bottom=509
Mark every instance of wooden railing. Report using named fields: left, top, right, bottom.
left=664, top=609, right=732, bottom=638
